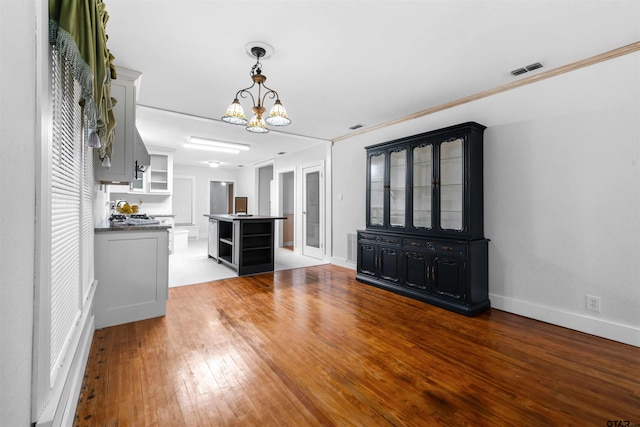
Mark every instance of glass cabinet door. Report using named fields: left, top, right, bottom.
left=412, top=144, right=433, bottom=229
left=439, top=138, right=463, bottom=231
left=389, top=149, right=406, bottom=227
left=130, top=169, right=145, bottom=192
left=368, top=152, right=385, bottom=226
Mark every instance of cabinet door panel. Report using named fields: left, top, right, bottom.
left=389, top=149, right=407, bottom=227
left=404, top=251, right=428, bottom=291
left=379, top=247, right=401, bottom=282
left=412, top=144, right=433, bottom=229
left=368, top=152, right=385, bottom=226
left=433, top=256, right=466, bottom=302
left=439, top=138, right=464, bottom=232
left=358, top=244, right=377, bottom=277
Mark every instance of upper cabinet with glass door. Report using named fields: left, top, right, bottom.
left=365, top=122, right=486, bottom=240
left=367, top=147, right=409, bottom=230
left=125, top=150, right=173, bottom=195
left=367, top=151, right=385, bottom=227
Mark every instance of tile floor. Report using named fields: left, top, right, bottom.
left=169, top=238, right=328, bottom=287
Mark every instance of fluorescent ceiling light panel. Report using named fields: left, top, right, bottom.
left=183, top=143, right=239, bottom=154
left=188, top=137, right=250, bottom=151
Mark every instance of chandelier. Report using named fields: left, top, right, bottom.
left=222, top=44, right=291, bottom=133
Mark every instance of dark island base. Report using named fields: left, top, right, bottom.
left=206, top=214, right=286, bottom=276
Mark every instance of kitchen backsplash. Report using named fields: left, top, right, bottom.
left=93, top=184, right=173, bottom=225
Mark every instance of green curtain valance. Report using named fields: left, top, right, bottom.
left=49, top=0, right=117, bottom=161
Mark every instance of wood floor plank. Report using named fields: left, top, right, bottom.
left=75, top=264, right=640, bottom=426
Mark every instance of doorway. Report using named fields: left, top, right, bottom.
left=209, top=180, right=234, bottom=214
left=278, top=170, right=295, bottom=250
left=302, top=164, right=323, bottom=259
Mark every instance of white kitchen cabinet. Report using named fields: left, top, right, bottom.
left=94, top=228, right=169, bottom=328
left=148, top=152, right=172, bottom=193
left=208, top=218, right=218, bottom=259
left=125, top=150, right=173, bottom=195
left=95, top=67, right=143, bottom=184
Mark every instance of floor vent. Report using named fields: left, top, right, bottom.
left=347, top=233, right=357, bottom=263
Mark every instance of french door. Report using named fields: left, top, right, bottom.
left=302, top=164, right=323, bottom=259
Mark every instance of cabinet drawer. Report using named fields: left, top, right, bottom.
left=404, top=239, right=467, bottom=256
left=358, top=232, right=378, bottom=243
left=434, top=243, right=466, bottom=256
left=358, top=232, right=401, bottom=246
left=377, top=235, right=401, bottom=246
left=404, top=238, right=435, bottom=251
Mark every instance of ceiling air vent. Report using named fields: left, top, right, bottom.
left=510, top=62, right=544, bottom=76
left=349, top=124, right=364, bottom=130
left=525, top=62, right=543, bottom=72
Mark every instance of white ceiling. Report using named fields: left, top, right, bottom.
left=104, top=0, right=640, bottom=168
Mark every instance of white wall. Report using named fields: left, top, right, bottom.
left=257, top=164, right=273, bottom=215
left=0, top=1, right=39, bottom=425
left=332, top=52, right=640, bottom=346
left=236, top=165, right=256, bottom=213
left=173, top=164, right=238, bottom=238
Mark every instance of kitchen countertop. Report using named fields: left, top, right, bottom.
left=95, top=220, right=172, bottom=232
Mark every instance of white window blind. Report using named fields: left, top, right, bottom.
left=82, top=127, right=94, bottom=299
left=49, top=46, right=84, bottom=383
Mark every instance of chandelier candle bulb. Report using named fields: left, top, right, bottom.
left=222, top=43, right=291, bottom=133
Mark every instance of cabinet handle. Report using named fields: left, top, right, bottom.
left=442, top=246, right=453, bottom=251
left=410, top=242, right=419, bottom=246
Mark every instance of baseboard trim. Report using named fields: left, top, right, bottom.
left=329, top=257, right=356, bottom=270
left=490, top=294, right=640, bottom=347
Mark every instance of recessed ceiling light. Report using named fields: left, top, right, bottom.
left=208, top=161, right=221, bottom=168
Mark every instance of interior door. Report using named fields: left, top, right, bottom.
left=302, top=164, right=323, bottom=259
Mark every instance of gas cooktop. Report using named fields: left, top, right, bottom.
left=108, top=213, right=151, bottom=222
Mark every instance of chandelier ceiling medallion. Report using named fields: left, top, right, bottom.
left=222, top=42, right=291, bottom=133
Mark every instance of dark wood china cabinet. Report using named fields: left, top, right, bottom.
left=356, top=122, right=489, bottom=316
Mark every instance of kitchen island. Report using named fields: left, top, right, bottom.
left=205, top=214, right=286, bottom=276
left=94, top=221, right=171, bottom=328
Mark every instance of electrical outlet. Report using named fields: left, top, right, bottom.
left=586, top=295, right=601, bottom=312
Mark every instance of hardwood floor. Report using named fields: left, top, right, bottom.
left=75, top=264, right=640, bottom=426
